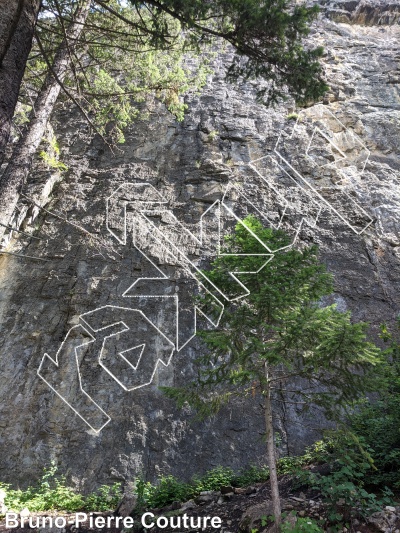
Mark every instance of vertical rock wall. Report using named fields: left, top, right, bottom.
left=0, top=1, right=399, bottom=490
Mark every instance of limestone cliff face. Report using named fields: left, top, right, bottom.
left=323, top=0, right=400, bottom=25
left=0, top=1, right=399, bottom=491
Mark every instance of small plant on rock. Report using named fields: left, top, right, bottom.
left=208, top=129, right=219, bottom=141
left=281, top=515, right=323, bottom=532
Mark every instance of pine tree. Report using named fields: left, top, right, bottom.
left=0, top=0, right=328, bottom=240
left=162, top=216, right=381, bottom=531
left=348, top=321, right=400, bottom=490
left=0, top=0, right=211, bottom=242
left=0, top=0, right=41, bottom=168
left=0, top=0, right=92, bottom=242
left=127, top=0, right=329, bottom=105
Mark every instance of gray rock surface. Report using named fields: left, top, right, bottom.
left=115, top=481, right=137, bottom=518
left=0, top=0, right=399, bottom=491
left=322, top=0, right=400, bottom=25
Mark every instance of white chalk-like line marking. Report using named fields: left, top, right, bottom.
left=39, top=104, right=377, bottom=432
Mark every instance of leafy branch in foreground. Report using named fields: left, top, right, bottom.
left=0, top=0, right=213, bottom=244
left=162, top=216, right=381, bottom=531
left=127, top=0, right=329, bottom=105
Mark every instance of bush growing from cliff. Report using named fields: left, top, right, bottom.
left=161, top=215, right=382, bottom=530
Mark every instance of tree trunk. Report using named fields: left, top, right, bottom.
left=0, top=0, right=91, bottom=243
left=0, top=0, right=41, bottom=168
left=264, top=365, right=282, bottom=531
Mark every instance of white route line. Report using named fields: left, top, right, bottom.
left=295, top=105, right=371, bottom=175
left=38, top=305, right=175, bottom=432
left=115, top=182, right=279, bottom=350
left=37, top=324, right=111, bottom=433
left=80, top=305, right=175, bottom=392
left=248, top=154, right=324, bottom=233
left=272, top=105, right=373, bottom=235
left=38, top=104, right=377, bottom=433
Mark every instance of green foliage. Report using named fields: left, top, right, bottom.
left=233, top=464, right=270, bottom=487
left=0, top=463, right=268, bottom=516
left=39, top=134, right=68, bottom=171
left=2, top=450, right=394, bottom=525
left=23, top=1, right=214, bottom=147
left=351, top=399, right=400, bottom=489
left=134, top=477, right=156, bottom=512
left=192, top=466, right=234, bottom=492
left=307, top=465, right=393, bottom=525
left=161, top=215, right=382, bottom=528
left=136, top=466, right=238, bottom=509
left=277, top=456, right=306, bottom=476
left=0, top=463, right=121, bottom=513
left=133, top=464, right=271, bottom=511
left=128, top=0, right=328, bottom=105
left=347, top=321, right=400, bottom=490
left=294, top=433, right=394, bottom=527
left=39, top=150, right=68, bottom=171
left=281, top=515, right=323, bottom=532
left=89, top=69, right=139, bottom=144
left=20, top=0, right=329, bottom=163
left=163, top=215, right=381, bottom=423
left=82, top=483, right=122, bottom=512
left=0, top=464, right=83, bottom=512
left=261, top=512, right=323, bottom=532
left=144, top=475, right=193, bottom=509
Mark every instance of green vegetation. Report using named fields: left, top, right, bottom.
left=19, top=0, right=329, bottom=151
left=134, top=434, right=397, bottom=523
left=27, top=3, right=213, bottom=147
left=294, top=435, right=394, bottom=528
left=39, top=150, right=68, bottom=172
left=133, top=456, right=336, bottom=512
left=122, top=433, right=399, bottom=524
left=284, top=322, right=400, bottom=530
left=0, top=463, right=121, bottom=513
left=136, top=475, right=192, bottom=510
left=207, top=130, right=219, bottom=142
left=2, top=220, right=399, bottom=528
left=135, top=464, right=267, bottom=510
left=0, top=0, right=330, bottom=248
left=348, top=322, right=400, bottom=490
left=234, top=464, right=271, bottom=487
left=1, top=433, right=398, bottom=528
left=161, top=215, right=382, bottom=528
left=126, top=0, right=329, bottom=106
left=0, top=463, right=269, bottom=515
left=39, top=134, right=68, bottom=171
left=281, top=515, right=323, bottom=533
